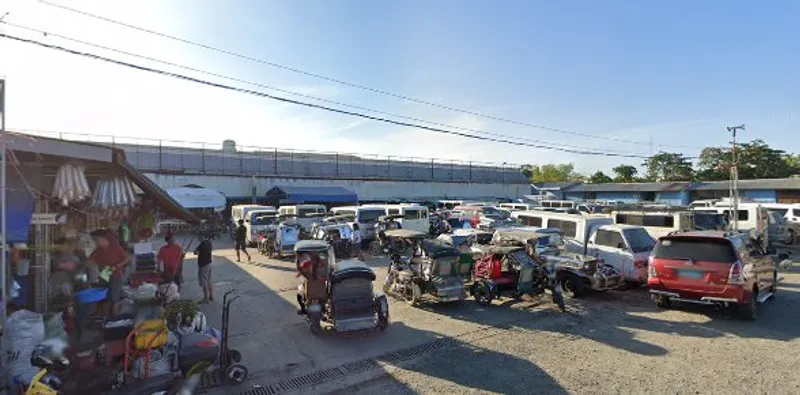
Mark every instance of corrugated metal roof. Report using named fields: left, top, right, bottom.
left=565, top=182, right=691, bottom=193
left=690, top=178, right=800, bottom=191
left=532, top=182, right=581, bottom=190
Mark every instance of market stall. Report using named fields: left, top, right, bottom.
left=0, top=133, right=244, bottom=394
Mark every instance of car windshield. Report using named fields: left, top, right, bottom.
left=622, top=228, right=656, bottom=253
left=298, top=207, right=322, bottom=216
left=653, top=238, right=737, bottom=263
left=252, top=216, right=277, bottom=226
left=358, top=209, right=385, bottom=223
left=693, top=213, right=727, bottom=230
left=537, top=232, right=564, bottom=245
left=481, top=207, right=509, bottom=219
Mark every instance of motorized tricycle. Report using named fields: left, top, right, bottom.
left=309, top=221, right=354, bottom=259
left=294, top=240, right=389, bottom=336
left=367, top=215, right=405, bottom=255
left=268, top=222, right=302, bottom=258
left=470, top=244, right=565, bottom=311
left=492, top=228, right=623, bottom=298
left=382, top=230, right=466, bottom=305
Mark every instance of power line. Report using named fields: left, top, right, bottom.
left=38, top=0, right=705, bottom=150
left=1, top=21, right=648, bottom=156
left=1, top=32, right=666, bottom=159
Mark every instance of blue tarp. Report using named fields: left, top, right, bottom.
left=266, top=186, right=357, bottom=204
left=1, top=169, right=35, bottom=244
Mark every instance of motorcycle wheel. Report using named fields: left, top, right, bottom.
left=376, top=295, right=390, bottom=331
left=404, top=283, right=422, bottom=306
left=368, top=241, right=382, bottom=256
left=227, top=349, right=242, bottom=363
left=472, top=282, right=494, bottom=307
left=561, top=274, right=587, bottom=298
left=553, top=289, right=566, bottom=312
left=383, top=277, right=392, bottom=295
left=226, top=364, right=249, bottom=384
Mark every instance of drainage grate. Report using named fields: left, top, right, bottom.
left=237, top=337, right=454, bottom=395
left=339, top=359, right=380, bottom=375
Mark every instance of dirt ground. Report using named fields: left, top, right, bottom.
left=180, top=239, right=800, bottom=395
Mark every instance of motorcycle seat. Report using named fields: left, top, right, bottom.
left=493, top=276, right=516, bottom=286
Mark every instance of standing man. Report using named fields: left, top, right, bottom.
left=194, top=234, right=214, bottom=303
left=89, top=230, right=131, bottom=315
left=351, top=223, right=363, bottom=261
left=157, top=234, right=184, bottom=290
left=235, top=219, right=251, bottom=262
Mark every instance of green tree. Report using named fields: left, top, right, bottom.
left=588, top=171, right=613, bottom=184
left=612, top=165, right=638, bottom=183
left=525, top=163, right=583, bottom=183
left=695, top=147, right=730, bottom=181
left=696, top=140, right=794, bottom=180
left=787, top=154, right=800, bottom=175
left=642, top=152, right=694, bottom=182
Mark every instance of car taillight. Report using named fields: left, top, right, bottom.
left=728, top=261, right=744, bottom=285
left=647, top=256, right=657, bottom=279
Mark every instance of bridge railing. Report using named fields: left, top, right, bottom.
left=15, top=130, right=528, bottom=184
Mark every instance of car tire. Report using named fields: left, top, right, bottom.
left=472, top=282, right=494, bottom=307
left=654, top=295, right=671, bottom=309
left=738, top=289, right=758, bottom=321
left=561, top=274, right=587, bottom=298
left=785, top=229, right=795, bottom=245
left=404, top=283, right=422, bottom=306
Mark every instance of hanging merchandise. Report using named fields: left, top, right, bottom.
left=52, top=163, right=92, bottom=206
left=92, top=176, right=138, bottom=209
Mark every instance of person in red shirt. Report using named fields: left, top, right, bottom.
left=158, top=234, right=184, bottom=289
left=89, top=229, right=131, bottom=315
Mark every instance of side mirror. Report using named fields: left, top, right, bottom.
left=617, top=242, right=627, bottom=250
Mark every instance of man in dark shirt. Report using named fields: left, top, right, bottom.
left=234, top=219, right=251, bottom=263
left=194, top=235, right=214, bottom=303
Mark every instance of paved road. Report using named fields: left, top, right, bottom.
left=177, top=238, right=800, bottom=395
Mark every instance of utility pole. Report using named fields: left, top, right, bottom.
left=1, top=78, right=7, bottom=332
left=727, top=124, right=745, bottom=230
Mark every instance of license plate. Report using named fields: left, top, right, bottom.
left=679, top=270, right=704, bottom=280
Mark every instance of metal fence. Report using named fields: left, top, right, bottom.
left=18, top=130, right=529, bottom=184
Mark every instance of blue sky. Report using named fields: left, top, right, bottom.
left=2, top=0, right=799, bottom=173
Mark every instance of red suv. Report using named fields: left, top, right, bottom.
left=647, top=231, right=777, bottom=320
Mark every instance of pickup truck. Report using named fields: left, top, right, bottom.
left=583, top=224, right=657, bottom=284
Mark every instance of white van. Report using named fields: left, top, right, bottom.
left=539, top=200, right=579, bottom=209
left=329, top=205, right=388, bottom=240
left=761, top=203, right=800, bottom=224
left=498, top=203, right=538, bottom=212
left=384, top=204, right=430, bottom=233
left=436, top=200, right=464, bottom=210
left=278, top=204, right=327, bottom=231
left=231, top=204, right=275, bottom=227
left=512, top=211, right=612, bottom=246
left=693, top=203, right=766, bottom=231
left=245, top=211, right=279, bottom=246
left=612, top=210, right=694, bottom=239
left=512, top=211, right=653, bottom=282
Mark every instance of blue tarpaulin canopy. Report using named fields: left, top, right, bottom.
left=266, top=186, right=357, bottom=204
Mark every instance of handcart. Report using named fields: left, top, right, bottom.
left=202, top=289, right=248, bottom=387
